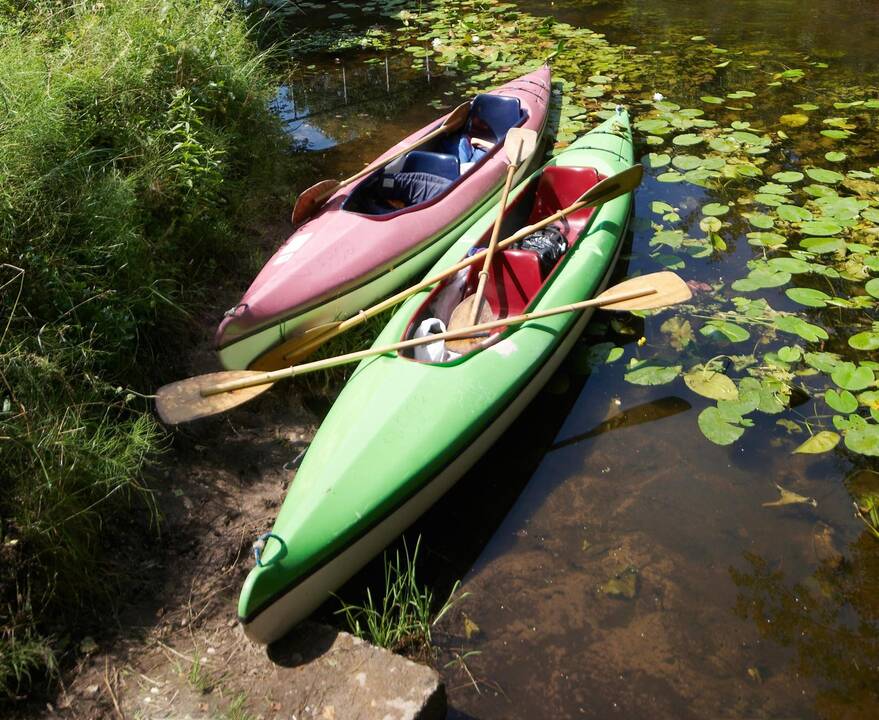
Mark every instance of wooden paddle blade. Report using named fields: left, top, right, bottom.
left=248, top=321, right=343, bottom=371
left=504, top=128, right=538, bottom=165
left=595, top=271, right=692, bottom=312
left=445, top=294, right=496, bottom=354
left=155, top=371, right=273, bottom=425
left=579, top=164, right=643, bottom=208
left=291, top=179, right=340, bottom=226
left=441, top=100, right=473, bottom=131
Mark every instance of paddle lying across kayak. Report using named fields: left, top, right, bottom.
left=237, top=109, right=653, bottom=644
left=215, top=66, right=551, bottom=371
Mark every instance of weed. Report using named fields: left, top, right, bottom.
left=335, top=536, right=469, bottom=655
left=187, top=656, right=213, bottom=694
left=223, top=692, right=257, bottom=720
left=0, top=0, right=291, bottom=698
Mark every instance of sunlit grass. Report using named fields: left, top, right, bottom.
left=335, top=536, right=468, bottom=655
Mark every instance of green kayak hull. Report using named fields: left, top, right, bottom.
left=239, top=110, right=635, bottom=644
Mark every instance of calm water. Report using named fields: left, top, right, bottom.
left=268, top=1, right=879, bottom=717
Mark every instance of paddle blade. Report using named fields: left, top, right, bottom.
left=595, top=271, right=692, bottom=311
left=248, top=321, right=343, bottom=371
left=504, top=128, right=538, bottom=165
left=440, top=100, right=472, bottom=131
left=155, top=371, right=273, bottom=425
left=578, top=164, right=643, bottom=209
left=291, top=179, right=340, bottom=226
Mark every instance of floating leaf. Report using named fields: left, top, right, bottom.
left=701, top=96, right=724, bottom=104
left=800, top=220, right=843, bottom=236
left=776, top=205, right=813, bottom=223
left=746, top=231, right=787, bottom=248
left=673, top=133, right=703, bottom=146
left=702, top=202, right=729, bottom=217
left=831, top=362, right=875, bottom=391
left=773, top=316, right=829, bottom=342
left=698, top=406, right=745, bottom=445
left=684, top=367, right=739, bottom=401
left=779, top=113, right=809, bottom=127
left=845, top=424, right=879, bottom=456
left=849, top=332, right=879, bottom=351
left=826, top=389, right=858, bottom=414
left=732, top=266, right=791, bottom=290
left=865, top=278, right=879, bottom=298
left=785, top=287, right=832, bottom=307
left=806, top=167, right=844, bottom=184
left=648, top=153, right=671, bottom=169
left=768, top=257, right=811, bottom=273
left=700, top=216, right=722, bottom=233
left=772, top=171, right=804, bottom=184
left=825, top=151, right=847, bottom=163
left=650, top=200, right=674, bottom=214
left=624, top=363, right=682, bottom=386
left=700, top=320, right=751, bottom=342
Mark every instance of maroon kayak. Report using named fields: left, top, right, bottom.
left=216, top=65, right=551, bottom=370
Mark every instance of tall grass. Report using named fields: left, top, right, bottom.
left=335, top=537, right=468, bottom=656
left=0, top=0, right=288, bottom=698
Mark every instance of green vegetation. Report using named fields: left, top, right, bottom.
left=0, top=0, right=287, bottom=697
left=336, top=536, right=467, bottom=655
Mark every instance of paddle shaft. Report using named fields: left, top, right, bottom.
left=282, top=172, right=635, bottom=363
left=468, top=139, right=523, bottom=325
left=204, top=285, right=657, bottom=396
left=312, top=102, right=471, bottom=206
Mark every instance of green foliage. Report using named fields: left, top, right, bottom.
left=335, top=536, right=468, bottom=654
left=0, top=0, right=285, bottom=697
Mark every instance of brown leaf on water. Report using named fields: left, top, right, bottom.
left=762, top=483, right=817, bottom=508
left=463, top=615, right=480, bottom=639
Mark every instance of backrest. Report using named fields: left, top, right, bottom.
left=482, top=249, right=545, bottom=317
left=467, top=94, right=523, bottom=143
left=400, top=150, right=460, bottom=181
left=526, top=166, right=602, bottom=225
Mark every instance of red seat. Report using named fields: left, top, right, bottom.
left=476, top=249, right=544, bottom=317
left=527, top=165, right=602, bottom=225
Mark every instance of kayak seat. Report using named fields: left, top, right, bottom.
left=400, top=150, right=460, bottom=180
left=472, top=249, right=544, bottom=318
left=438, top=134, right=489, bottom=168
left=467, top=94, right=524, bottom=144
left=527, top=166, right=602, bottom=226
left=344, top=151, right=460, bottom=214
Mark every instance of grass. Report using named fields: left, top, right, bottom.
left=335, top=536, right=468, bottom=656
left=0, top=0, right=293, bottom=699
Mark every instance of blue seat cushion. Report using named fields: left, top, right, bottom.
left=467, top=94, right=523, bottom=143
left=401, top=150, right=460, bottom=181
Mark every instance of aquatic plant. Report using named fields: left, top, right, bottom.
left=335, top=536, right=468, bottom=655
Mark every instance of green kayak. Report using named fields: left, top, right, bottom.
left=239, top=109, right=635, bottom=644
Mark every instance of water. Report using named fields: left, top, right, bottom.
left=264, top=1, right=879, bottom=717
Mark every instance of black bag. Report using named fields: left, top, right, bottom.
left=514, top=226, right=567, bottom=273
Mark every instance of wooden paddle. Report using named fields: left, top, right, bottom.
left=250, top=163, right=645, bottom=371
left=462, top=129, right=537, bottom=326
left=156, top=271, right=690, bottom=424
left=290, top=101, right=472, bottom=226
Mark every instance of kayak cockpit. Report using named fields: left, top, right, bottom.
left=343, top=93, right=527, bottom=216
left=400, top=165, right=603, bottom=363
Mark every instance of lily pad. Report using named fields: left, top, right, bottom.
left=800, top=220, right=843, bottom=236
left=702, top=202, right=729, bottom=217
left=779, top=113, right=809, bottom=127
left=684, top=367, right=740, bottom=401
left=624, top=363, right=682, bottom=386
left=845, top=424, right=879, bottom=456
left=698, top=406, right=746, bottom=445
left=825, top=389, right=858, bottom=414
left=806, top=167, right=844, bottom=184
left=673, top=133, right=704, bottom=146
left=865, top=278, right=879, bottom=298
left=825, top=151, right=847, bottom=163
left=776, top=204, right=813, bottom=222
left=700, top=320, right=750, bottom=342
left=773, top=316, right=829, bottom=342
left=831, top=362, right=875, bottom=391
left=785, top=287, right=832, bottom=307
left=772, top=171, right=804, bottom=184
left=793, top=432, right=840, bottom=454
left=849, top=332, right=879, bottom=351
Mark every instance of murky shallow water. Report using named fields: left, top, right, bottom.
left=263, top=1, right=879, bottom=717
